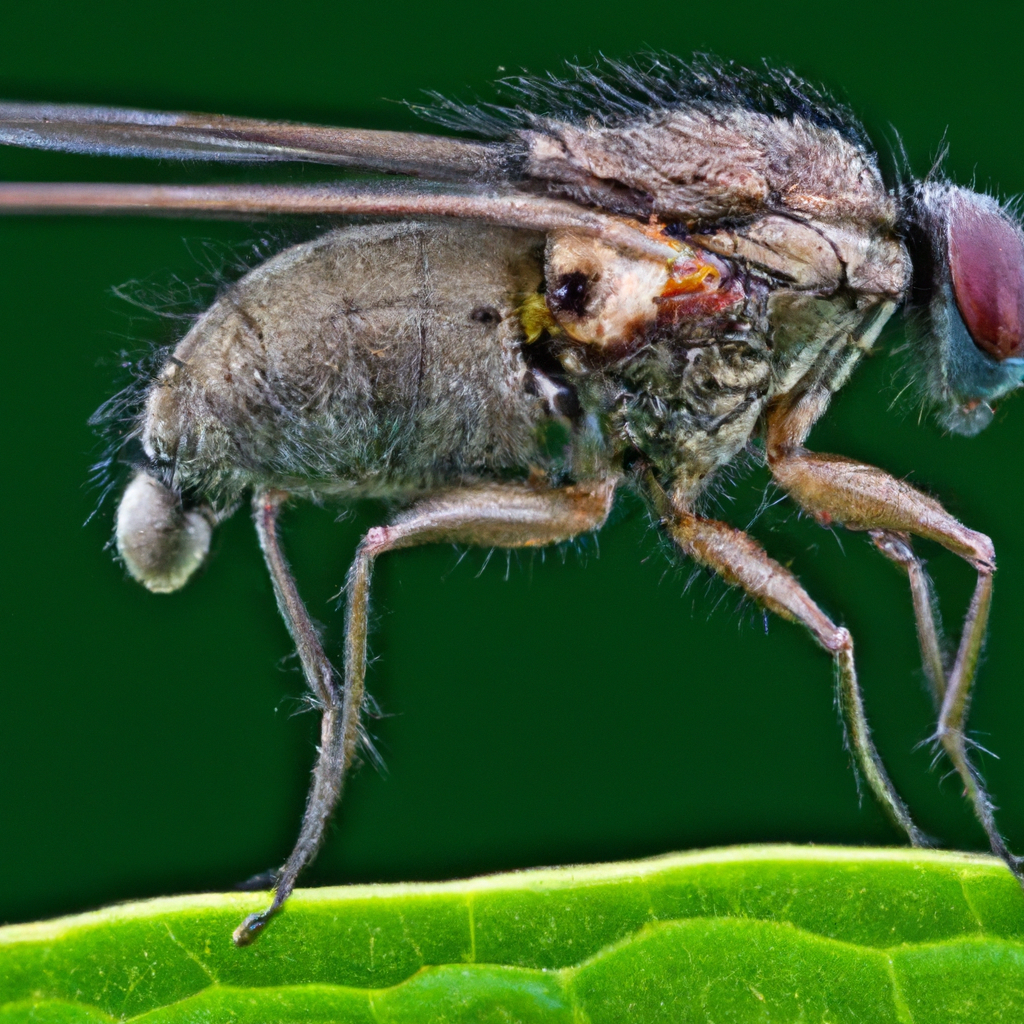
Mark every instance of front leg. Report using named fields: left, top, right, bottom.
left=765, top=396, right=1018, bottom=880
left=867, top=530, right=947, bottom=708
left=233, top=479, right=616, bottom=945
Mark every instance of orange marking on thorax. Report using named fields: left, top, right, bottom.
left=662, top=262, right=720, bottom=297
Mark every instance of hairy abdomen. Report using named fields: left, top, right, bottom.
left=141, top=222, right=549, bottom=500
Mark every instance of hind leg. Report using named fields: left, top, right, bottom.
left=233, top=480, right=616, bottom=944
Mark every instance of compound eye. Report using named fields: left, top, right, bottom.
left=948, top=192, right=1024, bottom=360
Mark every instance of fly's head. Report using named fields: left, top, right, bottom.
left=907, top=182, right=1024, bottom=435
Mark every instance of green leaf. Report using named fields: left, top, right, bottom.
left=2, top=845, right=1023, bottom=1023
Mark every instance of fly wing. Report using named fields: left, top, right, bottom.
left=0, top=101, right=510, bottom=181
left=519, top=107, right=896, bottom=228
left=0, top=58, right=900, bottom=244
left=0, top=89, right=892, bottom=228
left=416, top=55, right=894, bottom=228
left=0, top=180, right=676, bottom=260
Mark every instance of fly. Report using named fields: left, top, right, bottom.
left=1, top=54, right=1021, bottom=944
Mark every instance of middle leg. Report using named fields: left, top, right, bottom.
left=655, top=492, right=928, bottom=848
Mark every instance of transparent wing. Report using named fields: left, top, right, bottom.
left=0, top=101, right=510, bottom=180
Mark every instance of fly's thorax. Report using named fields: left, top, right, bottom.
left=521, top=103, right=894, bottom=227
left=691, top=218, right=841, bottom=291
left=690, top=216, right=908, bottom=298
left=540, top=228, right=746, bottom=358
left=620, top=336, right=772, bottom=502
left=526, top=226, right=781, bottom=502
left=764, top=291, right=886, bottom=402
left=533, top=326, right=773, bottom=504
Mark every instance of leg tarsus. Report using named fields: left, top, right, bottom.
left=832, top=637, right=931, bottom=848
left=932, top=570, right=1022, bottom=879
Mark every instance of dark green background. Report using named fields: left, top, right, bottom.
left=2, top=0, right=1023, bottom=928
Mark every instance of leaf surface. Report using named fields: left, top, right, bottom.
left=2, top=845, right=1022, bottom=1022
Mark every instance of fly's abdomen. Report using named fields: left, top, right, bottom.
left=141, top=221, right=549, bottom=500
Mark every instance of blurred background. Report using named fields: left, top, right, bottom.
left=2, top=0, right=1023, bottom=927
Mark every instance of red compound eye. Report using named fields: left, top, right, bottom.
left=948, top=191, right=1024, bottom=360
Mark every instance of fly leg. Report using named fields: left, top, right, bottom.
left=657, top=494, right=928, bottom=848
left=234, top=489, right=351, bottom=945
left=765, top=397, right=1018, bottom=879
left=234, top=480, right=616, bottom=945
left=868, top=530, right=947, bottom=707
